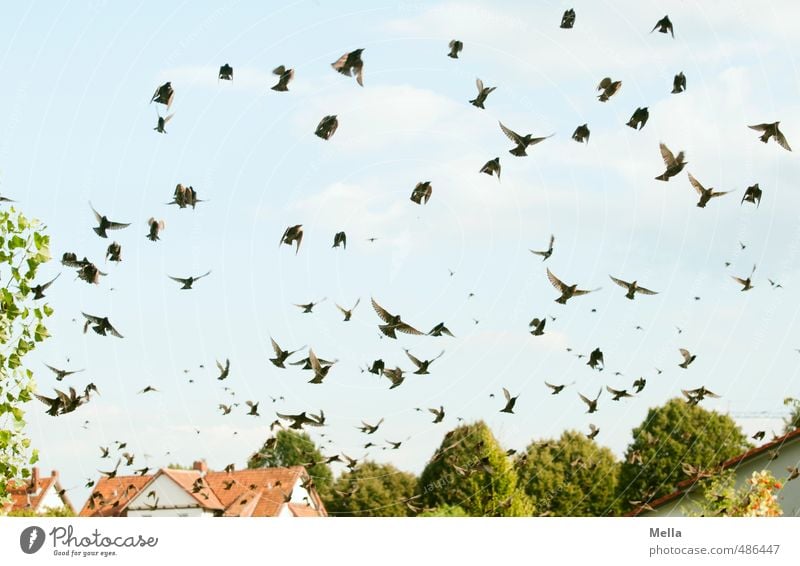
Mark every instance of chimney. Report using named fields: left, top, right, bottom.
left=192, top=460, right=208, bottom=475
left=28, top=467, right=40, bottom=493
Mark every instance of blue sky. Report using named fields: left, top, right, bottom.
left=3, top=0, right=800, bottom=507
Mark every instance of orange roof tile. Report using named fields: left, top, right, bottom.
left=79, top=475, right=151, bottom=517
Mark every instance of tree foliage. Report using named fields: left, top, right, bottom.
left=247, top=429, right=333, bottom=499
left=8, top=505, right=74, bottom=517
left=783, top=397, right=800, bottom=434
left=684, top=470, right=783, bottom=517
left=516, top=430, right=619, bottom=516
left=618, top=398, right=750, bottom=509
left=417, top=421, right=533, bottom=516
left=0, top=208, right=53, bottom=508
left=326, top=461, right=417, bottom=516
left=417, top=504, right=468, bottom=517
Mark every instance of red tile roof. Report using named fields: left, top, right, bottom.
left=79, top=476, right=152, bottom=517
left=4, top=469, right=74, bottom=515
left=627, top=427, right=800, bottom=516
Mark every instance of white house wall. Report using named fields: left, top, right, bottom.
left=125, top=474, right=205, bottom=516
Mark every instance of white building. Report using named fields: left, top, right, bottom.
left=4, top=467, right=75, bottom=515
left=80, top=460, right=326, bottom=517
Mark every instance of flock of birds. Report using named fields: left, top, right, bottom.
left=26, top=7, right=797, bottom=506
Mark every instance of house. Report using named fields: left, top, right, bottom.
left=79, top=460, right=327, bottom=517
left=3, top=467, right=75, bottom=515
left=631, top=428, right=800, bottom=517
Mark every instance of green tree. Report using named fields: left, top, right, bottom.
left=8, top=505, right=74, bottom=517
left=516, top=430, right=619, bottom=516
left=0, top=208, right=53, bottom=509
left=247, top=429, right=333, bottom=499
left=417, top=421, right=533, bottom=516
left=684, top=469, right=783, bottom=517
left=783, top=397, right=800, bottom=434
left=618, top=398, right=750, bottom=510
left=417, top=504, right=468, bottom=517
left=326, top=461, right=417, bottom=516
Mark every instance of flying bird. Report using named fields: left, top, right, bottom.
left=687, top=172, right=732, bottom=208
left=336, top=298, right=361, bottom=321
left=382, top=367, right=406, bottom=389
left=609, top=275, right=658, bottom=300
left=218, top=63, right=233, bottom=81
left=528, top=317, right=546, bottom=336
left=587, top=348, right=604, bottom=371
left=306, top=348, right=335, bottom=384
left=651, top=15, right=674, bottom=37
left=469, top=78, right=496, bottom=109
left=280, top=225, right=304, bottom=254
left=678, top=348, right=696, bottom=369
left=269, top=338, right=303, bottom=368
left=105, top=242, right=122, bottom=262
left=447, top=40, right=463, bottom=58
left=500, top=388, right=518, bottom=413
left=626, top=107, right=649, bottom=130
left=560, top=9, right=576, bottom=29
left=168, top=271, right=211, bottom=290
left=530, top=234, right=555, bottom=260
left=672, top=72, right=686, bottom=93
left=153, top=112, right=174, bottom=134
left=371, top=298, right=423, bottom=338
left=547, top=268, right=597, bottom=304
left=168, top=184, right=203, bottom=209
left=358, top=418, right=384, bottom=434
left=146, top=218, right=165, bottom=241
left=748, top=122, right=791, bottom=151
left=579, top=389, right=602, bottom=413
left=90, top=203, right=130, bottom=238
left=245, top=401, right=259, bottom=416
left=82, top=313, right=123, bottom=338
left=315, top=115, right=338, bottom=140
left=731, top=264, right=756, bottom=291
left=404, top=349, right=444, bottom=375
left=741, top=183, right=762, bottom=207
left=606, top=386, right=634, bottom=401
left=428, top=322, right=455, bottom=337
left=44, top=363, right=84, bottom=381
left=632, top=377, right=646, bottom=393
left=331, top=49, right=364, bottom=86
left=31, top=274, right=60, bottom=300
left=410, top=182, right=432, bottom=205
left=597, top=77, right=622, bottom=102
left=499, top=121, right=552, bottom=156
left=295, top=298, right=326, bottom=313
left=216, top=359, right=231, bottom=380
left=276, top=411, right=325, bottom=430
left=150, top=82, right=174, bottom=109
left=480, top=157, right=501, bottom=180
left=270, top=65, right=294, bottom=91
left=429, top=406, right=445, bottom=423
left=332, top=231, right=347, bottom=249
left=682, top=386, right=720, bottom=405
left=655, top=142, right=687, bottom=181
left=572, top=124, right=590, bottom=144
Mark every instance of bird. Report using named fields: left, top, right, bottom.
left=294, top=298, right=326, bottom=313
left=530, top=234, right=555, bottom=261
left=597, top=77, right=622, bottom=102
left=741, top=183, right=763, bottom=207
left=314, top=115, right=338, bottom=140
left=358, top=418, right=384, bottom=434
left=82, top=313, right=123, bottom=338
left=31, top=273, right=60, bottom=300
left=270, top=65, right=294, bottom=92
left=105, top=242, right=122, bottom=262
left=306, top=348, right=335, bottom=384
left=469, top=78, right=496, bottom=109
left=651, top=15, right=674, bottom=38
left=528, top=317, right=546, bottom=336
left=410, top=182, right=432, bottom=205
left=280, top=225, right=304, bottom=254
left=609, top=275, right=658, bottom=300
left=447, top=40, right=463, bottom=58
left=587, top=348, right=604, bottom=371
left=480, top=157, right=501, bottom=180
left=168, top=271, right=211, bottom=290
left=89, top=203, right=130, bottom=238
left=386, top=440, right=403, bottom=450
left=428, top=322, right=455, bottom=337
left=336, top=298, right=361, bottom=321
left=276, top=411, right=325, bottom=429
left=371, top=298, right=423, bottom=338
left=332, top=231, right=347, bottom=249
left=153, top=112, right=174, bottom=134
left=606, top=386, right=634, bottom=401
left=787, top=467, right=799, bottom=482
left=500, top=388, right=518, bottom=413
left=632, top=377, right=647, bottom=394
left=586, top=424, right=600, bottom=440
left=678, top=348, right=696, bottom=369
left=404, top=349, right=444, bottom=374
left=269, top=338, right=303, bottom=368
left=218, top=404, right=233, bottom=416
left=216, top=359, right=230, bottom=380
left=672, top=72, right=686, bottom=93
left=382, top=367, right=406, bottom=389
left=560, top=8, right=576, bottom=29
left=218, top=63, right=233, bottom=81
left=138, top=386, right=158, bottom=394
left=545, top=381, right=567, bottom=395
left=245, top=401, right=259, bottom=416
left=547, top=268, right=597, bottom=304
left=578, top=389, right=602, bottom=413
left=687, top=173, right=732, bottom=208
left=626, top=107, right=649, bottom=130
left=572, top=124, right=590, bottom=144
left=150, top=82, right=174, bottom=109
left=331, top=49, right=364, bottom=86
left=768, top=278, right=783, bottom=289
left=499, top=121, right=552, bottom=156
left=681, top=386, right=720, bottom=404
left=752, top=431, right=766, bottom=441
left=168, top=184, right=203, bottom=209
left=146, top=218, right=165, bottom=241
left=429, top=406, right=445, bottom=423
left=731, top=264, right=756, bottom=291
left=748, top=122, right=791, bottom=151
left=655, top=142, right=687, bottom=181
left=366, top=359, right=385, bottom=375
left=44, top=363, right=84, bottom=381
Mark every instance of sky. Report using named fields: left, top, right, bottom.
left=2, top=0, right=800, bottom=510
